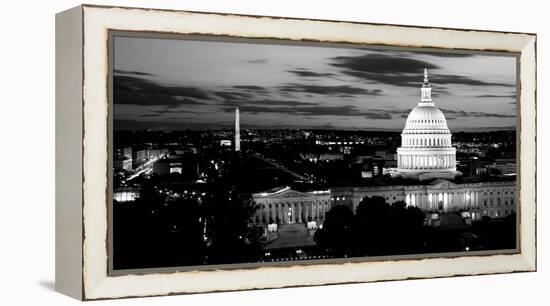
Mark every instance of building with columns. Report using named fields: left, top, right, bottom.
left=252, top=187, right=330, bottom=226
left=393, top=69, right=461, bottom=181
left=331, top=179, right=516, bottom=222
left=251, top=187, right=331, bottom=249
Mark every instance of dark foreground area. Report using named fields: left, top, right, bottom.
left=113, top=192, right=516, bottom=270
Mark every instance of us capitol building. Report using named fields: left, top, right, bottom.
left=251, top=70, right=516, bottom=247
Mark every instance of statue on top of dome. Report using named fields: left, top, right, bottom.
left=424, top=68, right=429, bottom=84
left=422, top=68, right=432, bottom=88
left=420, top=68, right=432, bottom=102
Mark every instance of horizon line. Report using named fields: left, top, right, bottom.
left=113, top=127, right=516, bottom=133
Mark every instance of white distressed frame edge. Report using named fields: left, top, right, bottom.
left=58, top=5, right=537, bottom=300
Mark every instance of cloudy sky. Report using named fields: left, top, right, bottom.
left=113, top=36, right=517, bottom=131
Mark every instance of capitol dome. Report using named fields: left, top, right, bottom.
left=404, top=106, right=448, bottom=130
left=393, top=69, right=461, bottom=181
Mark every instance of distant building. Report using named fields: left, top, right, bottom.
left=491, top=158, right=517, bottom=176
left=220, top=139, right=232, bottom=147
left=153, top=154, right=198, bottom=178
left=114, top=187, right=139, bottom=203
left=320, top=153, right=344, bottom=161
left=375, top=148, right=397, bottom=159
left=132, top=148, right=149, bottom=169
left=300, top=152, right=344, bottom=162
left=153, top=157, right=182, bottom=176
left=315, top=140, right=365, bottom=146
left=148, top=148, right=168, bottom=159
left=114, top=156, right=132, bottom=172
left=361, top=171, right=373, bottom=178
left=355, top=157, right=387, bottom=178
left=475, top=167, right=488, bottom=176
left=115, top=147, right=132, bottom=159
left=382, top=167, right=398, bottom=176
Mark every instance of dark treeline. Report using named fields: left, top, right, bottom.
left=314, top=196, right=427, bottom=257
left=314, top=196, right=516, bottom=257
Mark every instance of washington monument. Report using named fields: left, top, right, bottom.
left=235, top=107, right=241, bottom=152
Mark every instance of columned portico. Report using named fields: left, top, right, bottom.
left=252, top=187, right=331, bottom=226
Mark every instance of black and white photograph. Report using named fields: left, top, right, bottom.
left=111, top=34, right=518, bottom=271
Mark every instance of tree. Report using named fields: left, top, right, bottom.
left=113, top=181, right=166, bottom=269
left=476, top=212, right=516, bottom=250
left=354, top=197, right=425, bottom=255
left=202, top=173, right=261, bottom=264
left=159, top=197, right=206, bottom=266
left=314, top=205, right=355, bottom=256
left=113, top=182, right=206, bottom=268
left=314, top=196, right=427, bottom=258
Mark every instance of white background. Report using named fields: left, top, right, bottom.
left=0, top=0, right=547, bottom=304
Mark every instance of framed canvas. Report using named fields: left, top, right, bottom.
left=55, top=4, right=537, bottom=300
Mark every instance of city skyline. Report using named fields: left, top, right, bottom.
left=114, top=36, right=517, bottom=132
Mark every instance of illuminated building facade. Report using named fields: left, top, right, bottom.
left=252, top=187, right=331, bottom=226
left=331, top=179, right=516, bottom=222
